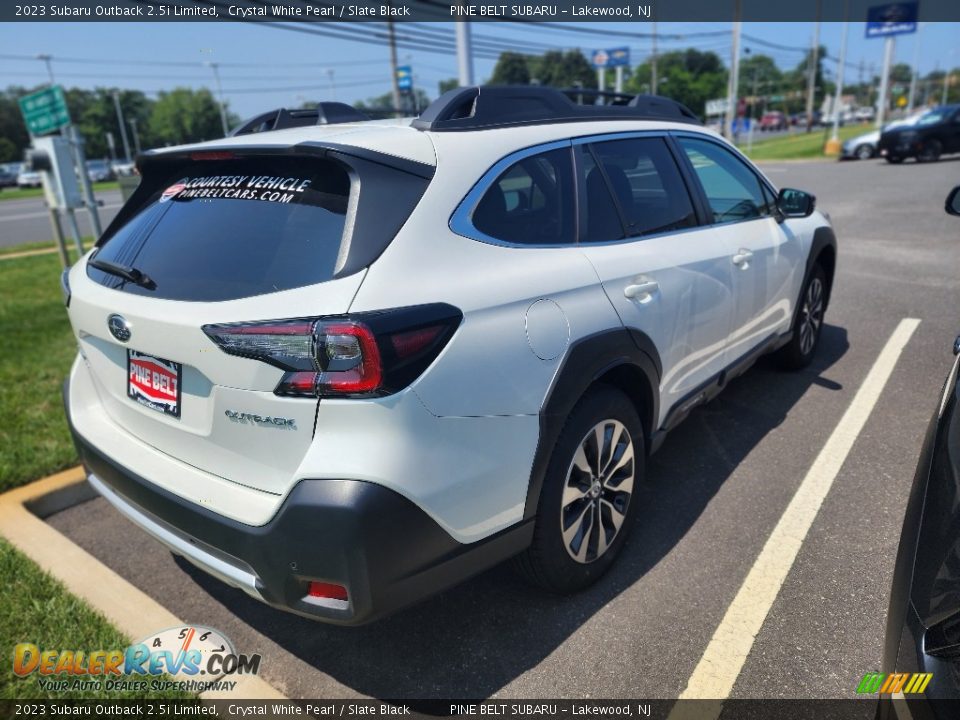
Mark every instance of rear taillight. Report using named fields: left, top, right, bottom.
left=202, top=304, right=461, bottom=398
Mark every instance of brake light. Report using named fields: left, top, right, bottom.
left=202, top=304, right=461, bottom=399
left=189, top=151, right=237, bottom=161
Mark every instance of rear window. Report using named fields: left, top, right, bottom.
left=88, top=157, right=351, bottom=302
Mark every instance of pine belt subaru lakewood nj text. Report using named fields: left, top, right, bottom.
left=62, top=86, right=837, bottom=625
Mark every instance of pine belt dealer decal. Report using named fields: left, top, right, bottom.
left=127, top=350, right=182, bottom=418
left=161, top=174, right=314, bottom=205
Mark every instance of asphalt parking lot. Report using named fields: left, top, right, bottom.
left=0, top=190, right=123, bottom=248
left=48, top=156, right=960, bottom=700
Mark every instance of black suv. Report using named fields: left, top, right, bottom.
left=879, top=105, right=960, bottom=163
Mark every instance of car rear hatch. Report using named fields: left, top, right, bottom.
left=67, top=144, right=433, bottom=496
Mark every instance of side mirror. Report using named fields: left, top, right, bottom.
left=777, top=188, right=816, bottom=218
left=947, top=186, right=960, bottom=216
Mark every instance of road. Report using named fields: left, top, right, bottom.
left=0, top=190, right=122, bottom=248
left=48, top=157, right=960, bottom=700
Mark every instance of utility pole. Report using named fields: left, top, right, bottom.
left=826, top=2, right=849, bottom=154
left=327, top=68, right=336, bottom=100
left=207, top=62, right=229, bottom=136
left=387, top=20, right=402, bottom=116
left=37, top=54, right=55, bottom=85
left=944, top=70, right=950, bottom=106
left=724, top=2, right=742, bottom=141
left=128, top=117, right=141, bottom=156
left=805, top=2, right=821, bottom=132
left=615, top=65, right=624, bottom=93
left=907, top=24, right=922, bottom=113
left=651, top=21, right=658, bottom=95
left=112, top=92, right=132, bottom=163
left=876, top=36, right=895, bottom=127
left=455, top=15, right=475, bottom=86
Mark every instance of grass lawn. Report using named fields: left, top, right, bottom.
left=0, top=252, right=80, bottom=491
left=0, top=539, right=191, bottom=700
left=0, top=237, right=94, bottom=258
left=0, top=181, right=119, bottom=202
left=741, top=124, right=871, bottom=161
left=0, top=256, right=197, bottom=701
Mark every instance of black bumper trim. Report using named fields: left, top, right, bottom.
left=64, top=379, right=534, bottom=625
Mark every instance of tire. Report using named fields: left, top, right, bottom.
left=917, top=140, right=942, bottom=163
left=776, top=264, right=827, bottom=371
left=886, top=155, right=904, bottom=164
left=515, top=385, right=644, bottom=594
left=854, top=144, right=874, bottom=160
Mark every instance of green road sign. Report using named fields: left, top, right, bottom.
left=19, top=86, right=70, bottom=136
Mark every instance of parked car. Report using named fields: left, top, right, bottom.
left=840, top=111, right=927, bottom=160
left=0, top=162, right=22, bottom=188
left=878, top=186, right=960, bottom=718
left=16, top=168, right=41, bottom=188
left=111, top=160, right=136, bottom=177
left=759, top=111, right=788, bottom=131
left=62, top=87, right=837, bottom=625
left=878, top=104, right=960, bottom=163
left=85, top=159, right=115, bottom=182
left=854, top=106, right=876, bottom=123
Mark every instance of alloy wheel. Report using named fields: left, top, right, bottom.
left=799, top=276, right=824, bottom=356
left=560, top=420, right=635, bottom=564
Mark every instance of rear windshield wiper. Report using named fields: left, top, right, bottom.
left=88, top=256, right=157, bottom=290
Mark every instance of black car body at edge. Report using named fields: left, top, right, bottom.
left=878, top=104, right=960, bottom=164
left=878, top=189, right=960, bottom=719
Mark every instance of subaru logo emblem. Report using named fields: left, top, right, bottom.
left=107, top=314, right=131, bottom=342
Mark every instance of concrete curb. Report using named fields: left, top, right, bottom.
left=0, top=467, right=286, bottom=701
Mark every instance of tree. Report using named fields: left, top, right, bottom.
left=739, top=52, right=783, bottom=116
left=0, top=88, right=32, bottom=162
left=489, top=52, right=532, bottom=85
left=354, top=88, right=431, bottom=116
left=149, top=88, right=230, bottom=146
left=438, top=78, right=459, bottom=95
left=529, top=50, right=596, bottom=89
left=626, top=49, right=726, bottom=118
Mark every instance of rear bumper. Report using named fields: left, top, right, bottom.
left=65, top=379, right=533, bottom=625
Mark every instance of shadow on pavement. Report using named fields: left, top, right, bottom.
left=176, top=323, right=850, bottom=700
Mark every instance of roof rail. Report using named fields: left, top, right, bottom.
left=231, top=102, right=370, bottom=137
left=411, top=86, right=701, bottom=132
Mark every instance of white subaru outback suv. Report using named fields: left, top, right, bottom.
left=63, top=87, right=836, bottom=625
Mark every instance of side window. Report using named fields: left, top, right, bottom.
left=471, top=147, right=575, bottom=245
left=678, top=137, right=769, bottom=224
left=585, top=137, right=696, bottom=241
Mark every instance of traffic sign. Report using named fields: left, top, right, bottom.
left=706, top=98, right=730, bottom=116
left=396, top=65, right=412, bottom=91
left=18, top=85, right=71, bottom=136
left=865, top=2, right=918, bottom=38
left=591, top=47, right=630, bottom=69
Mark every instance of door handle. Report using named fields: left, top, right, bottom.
left=624, top=280, right=660, bottom=301
left=732, top=248, right=753, bottom=268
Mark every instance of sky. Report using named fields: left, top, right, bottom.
left=2, top=21, right=958, bottom=118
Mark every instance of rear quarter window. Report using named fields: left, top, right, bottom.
left=89, top=157, right=351, bottom=302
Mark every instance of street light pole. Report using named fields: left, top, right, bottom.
left=805, top=1, right=821, bottom=132
left=827, top=3, right=849, bottom=153
left=128, top=117, right=141, bottom=156
left=724, top=2, right=742, bottom=141
left=876, top=36, right=895, bottom=127
left=327, top=68, right=336, bottom=100
left=112, top=92, right=132, bottom=163
left=455, top=16, right=475, bottom=86
left=651, top=21, right=658, bottom=95
left=208, top=62, right=229, bottom=136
